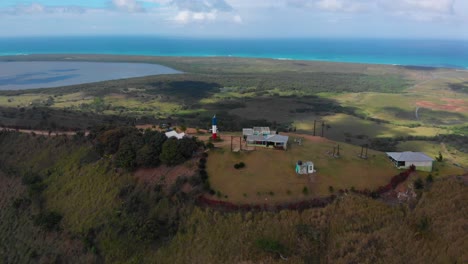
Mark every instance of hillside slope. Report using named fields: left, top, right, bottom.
left=0, top=130, right=466, bottom=263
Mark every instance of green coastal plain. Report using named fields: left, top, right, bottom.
left=0, top=55, right=467, bottom=263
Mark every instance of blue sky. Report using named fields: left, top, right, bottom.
left=0, top=0, right=467, bottom=39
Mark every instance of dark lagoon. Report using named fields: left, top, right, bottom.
left=0, top=61, right=180, bottom=90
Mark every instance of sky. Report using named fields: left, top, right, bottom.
left=0, top=0, right=467, bottom=39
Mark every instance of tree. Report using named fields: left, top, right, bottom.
left=114, top=138, right=137, bottom=169
left=160, top=139, right=185, bottom=166
left=435, top=152, right=443, bottom=162
left=176, top=138, right=197, bottom=159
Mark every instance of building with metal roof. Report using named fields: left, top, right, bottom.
left=386, top=151, right=434, bottom=172
left=246, top=134, right=289, bottom=150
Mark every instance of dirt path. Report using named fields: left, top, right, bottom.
left=1, top=127, right=87, bottom=136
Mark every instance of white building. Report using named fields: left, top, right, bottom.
left=165, top=131, right=185, bottom=140
left=296, top=161, right=315, bottom=174
left=386, top=151, right=434, bottom=172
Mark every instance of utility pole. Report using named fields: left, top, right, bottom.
left=337, top=144, right=340, bottom=156
left=313, top=120, right=316, bottom=136
left=321, top=121, right=325, bottom=137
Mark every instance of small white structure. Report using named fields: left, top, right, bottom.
left=386, top=151, right=434, bottom=172
left=165, top=131, right=185, bottom=140
left=295, top=161, right=314, bottom=174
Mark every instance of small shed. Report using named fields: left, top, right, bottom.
left=295, top=161, right=314, bottom=174
left=386, top=151, right=434, bottom=172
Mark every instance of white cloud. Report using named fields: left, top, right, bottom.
left=380, top=0, right=454, bottom=14
left=174, top=10, right=217, bottom=23
left=2, top=3, right=86, bottom=15
left=286, top=0, right=372, bottom=12
left=378, top=0, right=456, bottom=21
left=154, top=0, right=241, bottom=24
left=111, top=0, right=145, bottom=13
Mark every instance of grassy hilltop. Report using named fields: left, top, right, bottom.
left=0, top=130, right=467, bottom=263
left=0, top=55, right=467, bottom=262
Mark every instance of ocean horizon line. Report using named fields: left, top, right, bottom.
left=0, top=37, right=467, bottom=69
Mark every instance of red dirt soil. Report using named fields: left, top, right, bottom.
left=133, top=159, right=197, bottom=188
left=416, top=98, right=468, bottom=112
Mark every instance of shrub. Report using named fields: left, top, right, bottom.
left=21, top=172, right=42, bottom=185
left=206, top=142, right=215, bottom=149
left=189, top=175, right=203, bottom=186
left=416, top=216, right=431, bottom=233
left=328, top=186, right=334, bottom=193
left=255, top=238, right=288, bottom=256
left=302, top=186, right=309, bottom=195
left=199, top=169, right=208, bottom=181
left=34, top=211, right=63, bottom=231
left=426, top=174, right=434, bottom=183
left=234, top=162, right=246, bottom=169
left=414, top=178, right=424, bottom=189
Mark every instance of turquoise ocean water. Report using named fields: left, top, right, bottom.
left=1, top=37, right=468, bottom=69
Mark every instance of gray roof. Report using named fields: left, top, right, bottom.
left=243, top=128, right=254, bottom=136
left=267, top=134, right=289, bottom=143
left=386, top=152, right=434, bottom=162
left=246, top=135, right=267, bottom=142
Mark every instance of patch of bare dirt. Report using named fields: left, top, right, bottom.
left=287, top=133, right=330, bottom=143
left=133, top=159, right=197, bottom=188
left=416, top=99, right=468, bottom=112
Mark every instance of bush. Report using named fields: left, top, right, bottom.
left=206, top=142, right=215, bottom=149
left=414, top=178, right=424, bottom=190
left=34, top=211, right=63, bottom=231
left=302, top=186, right=309, bottom=195
left=426, top=174, right=434, bottom=183
left=234, top=162, right=246, bottom=169
left=328, top=186, right=334, bottom=193
left=255, top=238, right=288, bottom=256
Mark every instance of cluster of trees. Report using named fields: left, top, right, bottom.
left=92, top=126, right=202, bottom=170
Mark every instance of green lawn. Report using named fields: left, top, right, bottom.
left=206, top=134, right=398, bottom=204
